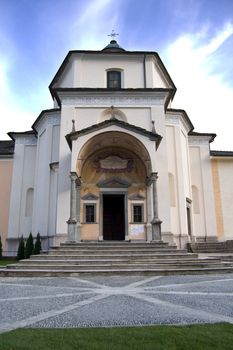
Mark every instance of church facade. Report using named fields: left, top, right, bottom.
left=1, top=39, right=233, bottom=255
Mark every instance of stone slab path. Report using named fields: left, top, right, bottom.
left=0, top=274, right=233, bottom=333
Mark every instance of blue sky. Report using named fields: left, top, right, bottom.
left=1, top=0, right=233, bottom=150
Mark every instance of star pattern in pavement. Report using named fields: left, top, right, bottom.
left=0, top=274, right=233, bottom=333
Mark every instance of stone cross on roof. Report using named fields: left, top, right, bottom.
left=108, top=30, right=119, bottom=39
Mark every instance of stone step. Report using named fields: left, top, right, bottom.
left=188, top=242, right=233, bottom=253
left=17, top=257, right=221, bottom=265
left=48, top=248, right=186, bottom=255
left=53, top=244, right=174, bottom=250
left=2, top=266, right=233, bottom=277
left=3, top=241, right=232, bottom=277
left=59, top=242, right=170, bottom=248
left=32, top=253, right=198, bottom=260
left=8, top=261, right=228, bottom=270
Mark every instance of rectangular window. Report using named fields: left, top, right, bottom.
left=133, top=205, right=143, bottom=223
left=85, top=204, right=95, bottom=223
left=107, top=71, right=121, bottom=88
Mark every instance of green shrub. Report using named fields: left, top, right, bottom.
left=25, top=232, right=34, bottom=259
left=0, top=236, right=2, bottom=259
left=33, top=232, right=42, bottom=255
left=17, top=236, right=25, bottom=260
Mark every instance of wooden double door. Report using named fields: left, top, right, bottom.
left=103, top=194, right=125, bottom=240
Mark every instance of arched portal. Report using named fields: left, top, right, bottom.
left=77, top=131, right=152, bottom=241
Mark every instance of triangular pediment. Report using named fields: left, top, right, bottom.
left=129, top=194, right=145, bottom=200
left=97, top=177, right=130, bottom=188
left=82, top=193, right=98, bottom=200
left=66, top=118, right=162, bottom=150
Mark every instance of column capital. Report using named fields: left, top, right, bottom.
left=70, top=172, right=78, bottom=181
left=69, top=172, right=81, bottom=186
left=76, top=177, right=81, bottom=187
left=146, top=172, right=158, bottom=186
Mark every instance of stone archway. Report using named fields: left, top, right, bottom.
left=76, top=131, right=152, bottom=241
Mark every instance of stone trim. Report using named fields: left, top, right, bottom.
left=66, top=119, right=162, bottom=150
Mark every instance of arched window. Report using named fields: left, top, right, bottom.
left=25, top=188, right=34, bottom=217
left=192, top=185, right=200, bottom=214
left=168, top=173, right=176, bottom=207
left=107, top=70, right=121, bottom=88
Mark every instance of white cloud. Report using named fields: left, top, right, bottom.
left=0, top=0, right=121, bottom=139
left=70, top=0, right=121, bottom=50
left=166, top=23, right=233, bottom=150
left=78, top=0, right=113, bottom=25
left=0, top=58, right=52, bottom=139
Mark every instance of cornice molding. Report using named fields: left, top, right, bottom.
left=166, top=112, right=192, bottom=133
left=188, top=136, right=212, bottom=146
left=35, top=114, right=61, bottom=134
left=14, top=135, right=37, bottom=145
left=57, top=92, right=169, bottom=107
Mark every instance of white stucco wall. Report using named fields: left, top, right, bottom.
left=33, top=120, right=60, bottom=238
left=57, top=53, right=169, bottom=90
left=166, top=125, right=179, bottom=236
left=213, top=158, right=233, bottom=240
left=8, top=139, right=37, bottom=239
left=189, top=147, right=206, bottom=237
left=56, top=106, right=74, bottom=234
left=189, top=137, right=217, bottom=240
left=165, top=113, right=192, bottom=242
left=72, top=107, right=152, bottom=131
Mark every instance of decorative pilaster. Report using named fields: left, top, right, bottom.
left=67, top=172, right=78, bottom=242
left=147, top=172, right=162, bottom=241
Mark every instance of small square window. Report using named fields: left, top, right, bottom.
left=85, top=204, right=95, bottom=223
left=133, top=205, right=143, bottom=223
left=107, top=71, right=121, bottom=88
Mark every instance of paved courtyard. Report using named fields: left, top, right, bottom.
left=0, top=274, right=233, bottom=333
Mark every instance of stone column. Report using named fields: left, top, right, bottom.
left=67, top=172, right=78, bottom=242
left=147, top=172, right=162, bottom=241
left=146, top=183, right=152, bottom=241
left=76, top=176, right=81, bottom=241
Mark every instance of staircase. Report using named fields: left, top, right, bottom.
left=2, top=241, right=233, bottom=277
left=188, top=240, right=233, bottom=253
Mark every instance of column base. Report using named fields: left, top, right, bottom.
left=146, top=223, right=152, bottom=241
left=151, top=218, right=162, bottom=241
left=67, top=219, right=77, bottom=242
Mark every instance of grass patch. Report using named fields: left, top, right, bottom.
left=0, top=259, right=17, bottom=266
left=0, top=323, right=232, bottom=350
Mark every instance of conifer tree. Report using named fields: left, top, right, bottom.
left=0, top=236, right=2, bottom=259
left=17, top=236, right=25, bottom=260
left=25, top=232, right=34, bottom=259
left=33, top=232, right=42, bottom=255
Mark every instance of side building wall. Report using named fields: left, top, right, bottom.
left=0, top=159, right=13, bottom=253
left=211, top=156, right=233, bottom=241
left=188, top=137, right=217, bottom=242
left=32, top=113, right=60, bottom=249
left=7, top=111, right=61, bottom=255
left=7, top=135, right=37, bottom=255
left=165, top=111, right=193, bottom=248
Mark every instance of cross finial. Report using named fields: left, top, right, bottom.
left=72, top=119, right=76, bottom=133
left=152, top=120, right=156, bottom=133
left=110, top=105, right=116, bottom=120
left=108, top=30, right=119, bottom=39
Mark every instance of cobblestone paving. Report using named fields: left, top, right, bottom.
left=0, top=274, right=233, bottom=333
